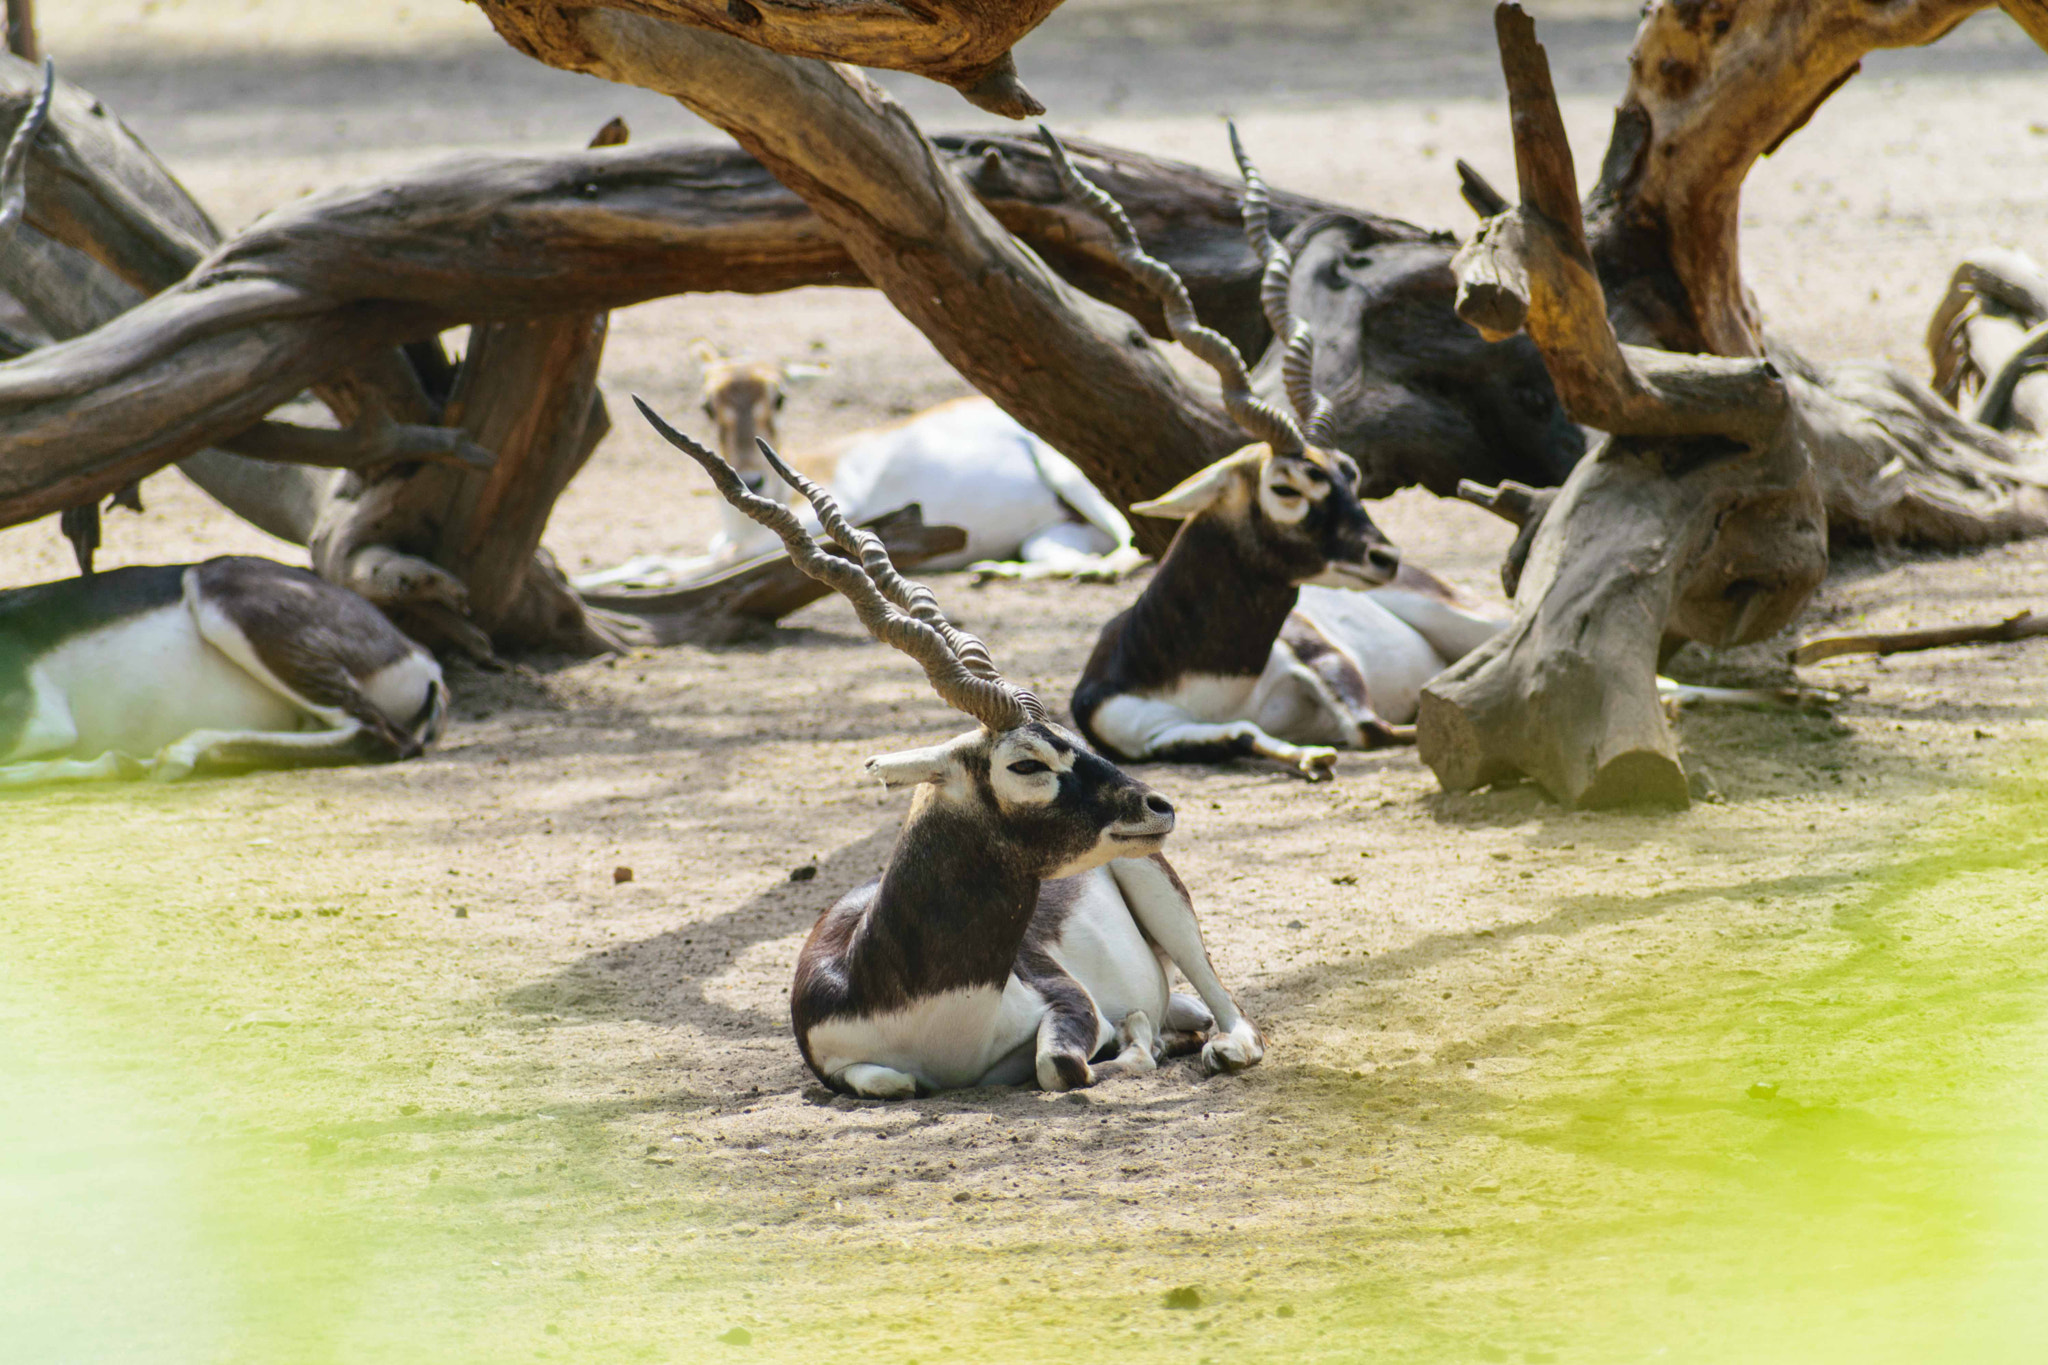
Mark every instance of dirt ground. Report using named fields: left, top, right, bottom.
left=6, top=4, right=2048, bottom=1362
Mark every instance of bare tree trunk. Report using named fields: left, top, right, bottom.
left=1419, top=0, right=2048, bottom=809
left=308, top=313, right=624, bottom=656
left=1419, top=5, right=1827, bottom=809
left=1579, top=0, right=2048, bottom=547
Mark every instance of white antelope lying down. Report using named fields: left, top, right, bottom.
left=0, top=557, right=446, bottom=784
left=637, top=397, right=1262, bottom=1098
left=574, top=358, right=1142, bottom=591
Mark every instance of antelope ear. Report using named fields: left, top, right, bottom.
left=864, top=743, right=956, bottom=791
left=1129, top=450, right=1261, bottom=520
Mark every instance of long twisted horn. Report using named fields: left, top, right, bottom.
left=1038, top=124, right=1306, bottom=456
left=1228, top=123, right=1337, bottom=449
left=0, top=58, right=56, bottom=241
left=749, top=437, right=1045, bottom=721
left=632, top=398, right=1035, bottom=732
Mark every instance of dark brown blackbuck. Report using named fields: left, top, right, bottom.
left=1050, top=127, right=1502, bottom=781
left=635, top=396, right=1263, bottom=1099
left=0, top=557, right=446, bottom=784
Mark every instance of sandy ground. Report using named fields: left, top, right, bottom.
left=7, top=4, right=2048, bottom=1362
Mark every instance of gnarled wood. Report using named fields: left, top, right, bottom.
left=480, top=0, right=1062, bottom=116
left=1418, top=4, right=1828, bottom=809
left=1581, top=0, right=2048, bottom=549
left=1422, top=0, right=2048, bottom=809
left=475, top=4, right=1249, bottom=558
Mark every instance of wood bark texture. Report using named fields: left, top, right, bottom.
left=1418, top=4, right=1828, bottom=810
left=0, top=95, right=1415, bottom=546
left=1421, top=0, right=2048, bottom=809
left=1580, top=0, right=2048, bottom=547
left=479, top=0, right=1063, bottom=116
left=0, top=59, right=625, bottom=652
left=472, top=3, right=1252, bottom=557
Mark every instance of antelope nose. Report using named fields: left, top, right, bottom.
left=1367, top=544, right=1401, bottom=577
left=1145, top=794, right=1174, bottom=817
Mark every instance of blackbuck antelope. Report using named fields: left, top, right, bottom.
left=576, top=359, right=1142, bottom=591
left=634, top=397, right=1262, bottom=1098
left=1044, top=128, right=1505, bottom=781
left=0, top=557, right=446, bottom=784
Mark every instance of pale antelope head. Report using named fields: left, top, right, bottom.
left=693, top=353, right=826, bottom=559
left=633, top=398, right=1174, bottom=879
left=1040, top=125, right=1400, bottom=591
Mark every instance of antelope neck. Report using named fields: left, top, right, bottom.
left=1128, top=517, right=1302, bottom=679
left=854, top=794, right=1045, bottom=998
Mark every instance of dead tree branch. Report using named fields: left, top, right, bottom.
left=1791, top=610, right=2048, bottom=665
left=472, top=4, right=1254, bottom=558
left=480, top=0, right=1063, bottom=116
left=1417, top=4, right=1828, bottom=809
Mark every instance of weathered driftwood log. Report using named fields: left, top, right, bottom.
left=1928, top=247, right=2048, bottom=437
left=1418, top=5, right=1828, bottom=809
left=1575, top=0, right=2048, bottom=548
left=480, top=0, right=1061, bottom=116
left=309, top=312, right=621, bottom=657
left=578, top=502, right=967, bottom=644
left=475, top=4, right=1253, bottom=560
left=1421, top=0, right=2048, bottom=808
left=0, top=62, right=623, bottom=651
left=3, top=46, right=1582, bottom=571
left=0, top=56, right=482, bottom=550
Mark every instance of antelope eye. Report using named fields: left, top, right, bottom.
left=772, top=392, right=787, bottom=411
left=1008, top=759, right=1051, bottom=776
left=700, top=400, right=715, bottom=419
left=1269, top=485, right=1303, bottom=500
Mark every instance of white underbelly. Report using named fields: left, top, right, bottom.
left=1045, top=865, right=1171, bottom=1031
left=803, top=980, right=1045, bottom=1090
left=1293, top=586, right=1457, bottom=724
left=831, top=409, right=1070, bottom=568
left=33, top=607, right=303, bottom=760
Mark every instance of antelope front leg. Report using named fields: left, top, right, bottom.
left=1108, top=855, right=1264, bottom=1075
left=1091, top=696, right=1338, bottom=781
left=149, top=723, right=391, bottom=782
left=1088, top=1010, right=1160, bottom=1081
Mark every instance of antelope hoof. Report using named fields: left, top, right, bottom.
left=1036, top=1050, right=1094, bottom=1092
left=836, top=1063, right=918, bottom=1099
left=1295, top=747, right=1339, bottom=781
left=1201, top=1020, right=1265, bottom=1076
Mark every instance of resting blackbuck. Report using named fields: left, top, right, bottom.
left=634, top=396, right=1263, bottom=1099
left=1046, top=126, right=1501, bottom=780
left=0, top=557, right=446, bottom=784
left=575, top=358, right=1142, bottom=592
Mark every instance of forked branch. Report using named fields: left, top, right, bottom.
left=1453, top=6, right=1786, bottom=445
